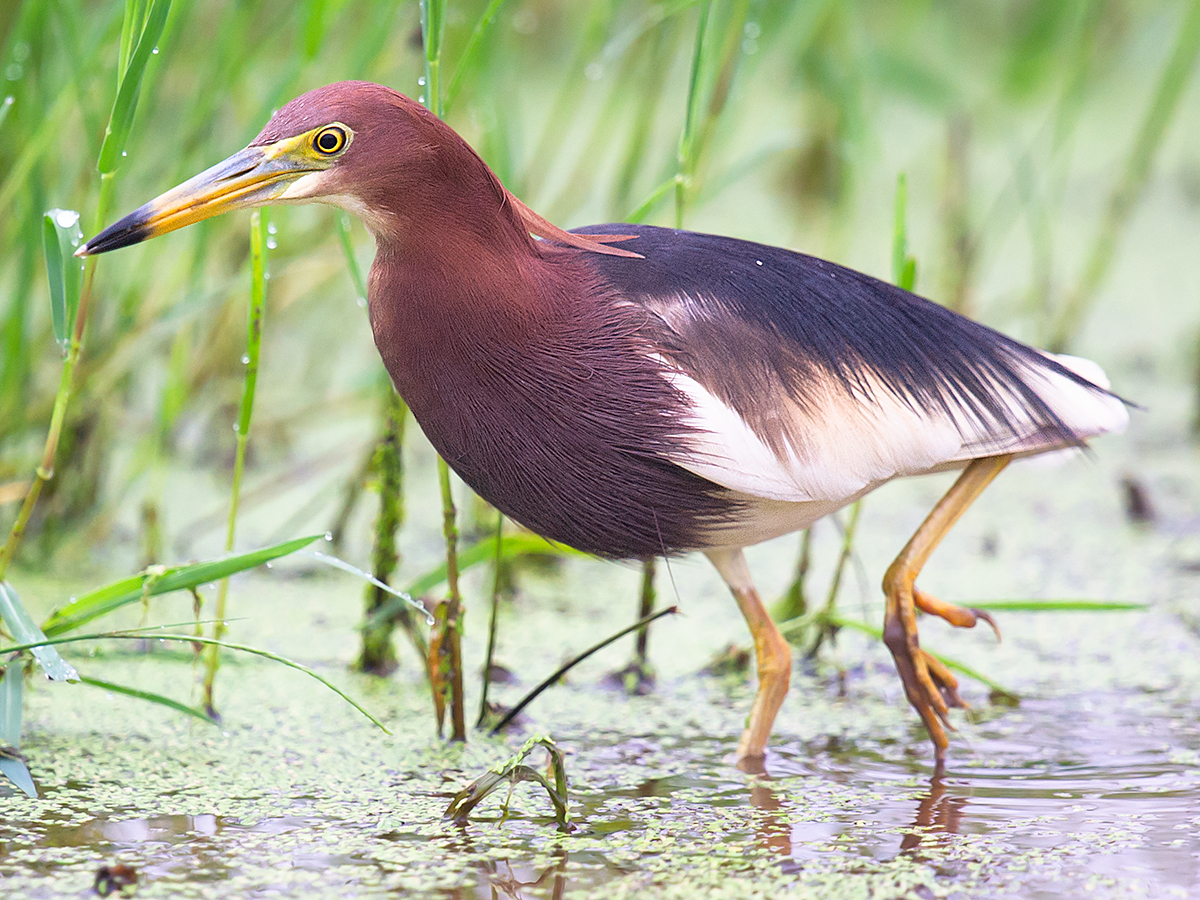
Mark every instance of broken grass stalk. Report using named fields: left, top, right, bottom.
left=445, top=734, right=571, bottom=831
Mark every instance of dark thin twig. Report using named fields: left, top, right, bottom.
left=490, top=605, right=678, bottom=735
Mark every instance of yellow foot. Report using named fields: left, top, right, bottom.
left=914, top=588, right=1001, bottom=641
left=884, top=585, right=1002, bottom=763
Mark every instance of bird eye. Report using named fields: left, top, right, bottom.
left=313, top=125, right=347, bottom=156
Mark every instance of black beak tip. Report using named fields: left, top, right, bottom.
left=75, top=215, right=152, bottom=257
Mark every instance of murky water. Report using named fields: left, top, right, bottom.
left=2, top=679, right=1197, bottom=898
left=1, top=388, right=1198, bottom=898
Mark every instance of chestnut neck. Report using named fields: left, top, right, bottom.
left=364, top=183, right=572, bottom=432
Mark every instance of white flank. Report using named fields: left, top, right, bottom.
left=662, top=352, right=1127, bottom=511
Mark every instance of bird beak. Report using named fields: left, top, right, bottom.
left=77, top=143, right=317, bottom=257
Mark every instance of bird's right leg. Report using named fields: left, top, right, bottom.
left=882, top=455, right=1011, bottom=764
left=706, top=548, right=792, bottom=767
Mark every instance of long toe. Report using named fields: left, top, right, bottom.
left=913, top=588, right=1002, bottom=640
left=921, top=649, right=968, bottom=710
left=883, top=603, right=952, bottom=726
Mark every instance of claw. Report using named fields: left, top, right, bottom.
left=970, top=607, right=1002, bottom=642
left=913, top=588, right=1002, bottom=642
left=922, top=650, right=967, bottom=710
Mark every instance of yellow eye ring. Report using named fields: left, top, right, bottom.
left=313, top=125, right=347, bottom=156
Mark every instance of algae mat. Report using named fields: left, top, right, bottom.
left=1, top=428, right=1198, bottom=898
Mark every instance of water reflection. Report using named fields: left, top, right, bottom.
left=743, top=758, right=966, bottom=865
left=898, top=774, right=966, bottom=855
left=747, top=775, right=794, bottom=859
left=467, top=854, right=567, bottom=900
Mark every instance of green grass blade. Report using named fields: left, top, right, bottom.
left=675, top=0, right=713, bottom=224
left=1, top=664, right=22, bottom=746
left=0, top=751, right=37, bottom=798
left=0, top=96, right=13, bottom=132
left=42, top=534, right=321, bottom=637
left=420, top=0, right=446, bottom=116
left=97, top=0, right=173, bottom=174
left=42, top=209, right=84, bottom=349
left=892, top=173, right=917, bottom=291
left=0, top=632, right=389, bottom=734
left=80, top=675, right=216, bottom=724
left=117, top=0, right=149, bottom=78
left=301, top=0, right=330, bottom=60
left=307, top=549, right=431, bottom=623
left=444, top=0, right=508, bottom=115
left=336, top=212, right=368, bottom=302
left=361, top=532, right=582, bottom=637
left=627, top=175, right=681, bottom=223
left=404, top=532, right=578, bottom=598
left=966, top=599, right=1146, bottom=612
left=0, top=581, right=79, bottom=682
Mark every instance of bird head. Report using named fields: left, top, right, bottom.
left=77, top=81, right=639, bottom=259
left=77, top=82, right=442, bottom=255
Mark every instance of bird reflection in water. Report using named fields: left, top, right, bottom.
left=899, top=775, right=966, bottom=856
left=742, top=767, right=966, bottom=867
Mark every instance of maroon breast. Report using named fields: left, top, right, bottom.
left=366, top=237, right=739, bottom=559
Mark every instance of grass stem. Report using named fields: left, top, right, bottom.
left=203, top=208, right=268, bottom=716
left=476, top=509, right=504, bottom=728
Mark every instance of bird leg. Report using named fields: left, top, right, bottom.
left=882, top=455, right=1011, bottom=764
left=706, top=548, right=792, bottom=766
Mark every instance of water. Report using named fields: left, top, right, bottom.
left=1, top=672, right=1196, bottom=898
left=0, top=381, right=1194, bottom=898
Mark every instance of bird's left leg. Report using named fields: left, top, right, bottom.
left=882, top=454, right=1012, bottom=764
left=706, top=548, right=792, bottom=765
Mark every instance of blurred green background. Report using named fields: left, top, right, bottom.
left=1, top=0, right=1198, bottom=575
